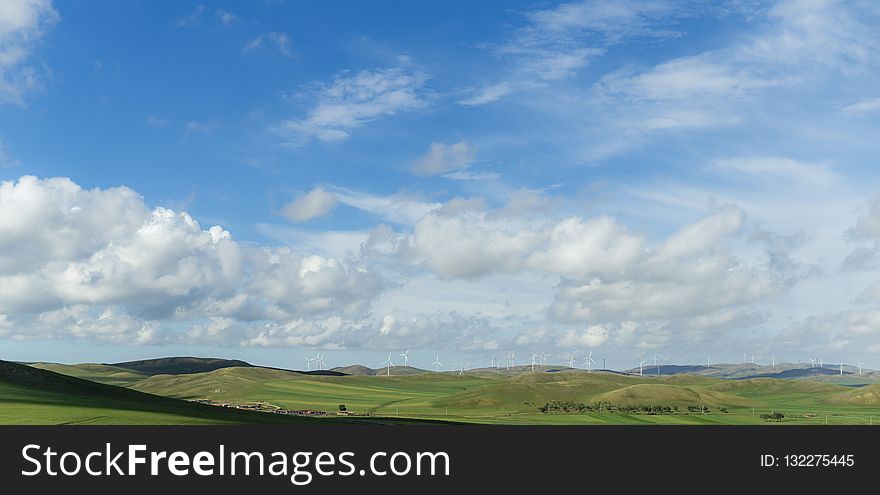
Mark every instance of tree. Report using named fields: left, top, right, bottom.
left=338, top=404, right=347, bottom=412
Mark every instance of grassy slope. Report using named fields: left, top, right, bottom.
left=126, top=367, right=880, bottom=425
left=10, top=361, right=880, bottom=425
left=110, top=357, right=253, bottom=375
left=0, top=360, right=317, bottom=425
left=28, top=362, right=148, bottom=387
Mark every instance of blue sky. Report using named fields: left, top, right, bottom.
left=2, top=0, right=880, bottom=370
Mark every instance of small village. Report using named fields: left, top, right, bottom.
left=187, top=399, right=370, bottom=418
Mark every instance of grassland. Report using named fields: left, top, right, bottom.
left=5, top=359, right=880, bottom=425
left=0, top=360, right=316, bottom=425
left=128, top=366, right=880, bottom=425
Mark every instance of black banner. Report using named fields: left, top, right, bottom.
left=0, top=426, right=875, bottom=490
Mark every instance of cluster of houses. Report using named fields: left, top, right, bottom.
left=189, top=399, right=331, bottom=417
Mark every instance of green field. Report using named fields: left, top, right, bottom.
left=4, top=359, right=880, bottom=425
left=128, top=365, right=880, bottom=425
left=0, top=360, right=318, bottom=425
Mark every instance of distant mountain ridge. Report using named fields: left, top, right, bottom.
left=109, top=357, right=254, bottom=375
left=331, top=365, right=427, bottom=376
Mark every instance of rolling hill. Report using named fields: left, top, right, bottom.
left=28, top=362, right=148, bottom=386
left=331, top=364, right=428, bottom=376
left=7, top=356, right=880, bottom=425
left=110, top=356, right=254, bottom=375
left=0, top=360, right=314, bottom=425
left=827, top=384, right=880, bottom=406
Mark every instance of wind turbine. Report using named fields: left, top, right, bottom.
left=707, top=355, right=711, bottom=367
left=304, top=355, right=315, bottom=371
left=857, top=360, right=863, bottom=375
left=531, top=353, right=538, bottom=372
left=654, top=355, right=660, bottom=375
left=510, top=352, right=516, bottom=369
left=541, top=351, right=550, bottom=366
left=490, top=355, right=496, bottom=369
left=567, top=351, right=577, bottom=368
left=316, top=353, right=326, bottom=371
left=818, top=358, right=824, bottom=368
left=583, top=350, right=595, bottom=371
left=840, top=361, right=844, bottom=375
left=381, top=353, right=395, bottom=376
left=809, top=358, right=816, bottom=368
left=433, top=355, right=442, bottom=373
left=639, top=360, right=646, bottom=377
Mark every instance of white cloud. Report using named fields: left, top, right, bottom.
left=330, top=186, right=439, bottom=225
left=185, top=120, right=218, bottom=133
left=215, top=9, right=236, bottom=26
left=0, top=138, right=20, bottom=166
left=281, top=187, right=339, bottom=223
left=411, top=141, right=474, bottom=176
left=390, top=198, right=786, bottom=332
left=842, top=97, right=880, bottom=116
left=710, top=157, right=836, bottom=187
left=0, top=177, right=870, bottom=357
left=601, top=55, right=779, bottom=101
left=278, top=66, right=427, bottom=144
left=0, top=0, right=57, bottom=104
left=442, top=170, right=501, bottom=181
left=462, top=0, right=686, bottom=105
left=0, top=176, right=387, bottom=344
left=175, top=5, right=205, bottom=28
left=242, top=36, right=262, bottom=52
left=848, top=196, right=880, bottom=240
left=458, top=83, right=513, bottom=106
left=268, top=32, right=292, bottom=57
left=558, top=324, right=611, bottom=348
left=144, top=116, right=167, bottom=128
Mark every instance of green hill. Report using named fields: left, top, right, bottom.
left=110, top=356, right=253, bottom=375
left=28, top=362, right=148, bottom=386
left=7, top=357, right=880, bottom=425
left=130, top=366, right=305, bottom=399
left=0, top=360, right=312, bottom=425
left=827, top=384, right=880, bottom=406
left=593, top=383, right=750, bottom=406
left=331, top=364, right=428, bottom=376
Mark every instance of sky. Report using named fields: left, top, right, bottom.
left=2, top=0, right=880, bottom=370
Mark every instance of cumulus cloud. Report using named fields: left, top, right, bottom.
left=353, top=192, right=786, bottom=339
left=281, top=187, right=338, bottom=222
left=0, top=0, right=58, bottom=104
left=0, top=176, right=847, bottom=356
left=848, top=196, right=880, bottom=240
left=558, top=324, right=612, bottom=348
left=278, top=66, right=427, bottom=144
left=0, top=176, right=386, bottom=345
left=411, top=141, right=474, bottom=176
